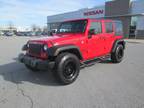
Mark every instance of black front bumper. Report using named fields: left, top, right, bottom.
left=18, top=53, right=54, bottom=70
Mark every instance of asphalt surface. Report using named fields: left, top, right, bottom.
left=0, top=37, right=144, bottom=108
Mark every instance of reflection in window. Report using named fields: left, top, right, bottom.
left=57, top=20, right=87, bottom=33
left=115, top=21, right=123, bottom=36
left=105, top=22, right=113, bottom=33
left=90, top=22, right=102, bottom=34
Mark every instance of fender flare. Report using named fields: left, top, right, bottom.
left=112, top=39, right=126, bottom=53
left=48, top=44, right=83, bottom=60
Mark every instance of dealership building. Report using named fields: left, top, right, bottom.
left=47, top=0, right=144, bottom=39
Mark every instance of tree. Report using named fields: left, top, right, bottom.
left=31, top=24, right=37, bottom=32
left=8, top=21, right=15, bottom=31
left=42, top=26, right=48, bottom=32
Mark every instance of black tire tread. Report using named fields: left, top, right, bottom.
left=111, top=44, right=124, bottom=63
left=55, top=52, right=80, bottom=85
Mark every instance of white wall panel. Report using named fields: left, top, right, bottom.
left=137, top=16, right=144, bottom=30
left=47, top=6, right=105, bottom=23
left=131, top=0, right=144, bottom=14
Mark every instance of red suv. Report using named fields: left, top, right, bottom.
left=19, top=18, right=125, bottom=85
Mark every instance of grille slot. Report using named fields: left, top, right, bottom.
left=29, top=43, right=43, bottom=55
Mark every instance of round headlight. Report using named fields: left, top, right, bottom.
left=43, top=44, right=48, bottom=51
left=27, top=43, right=29, bottom=48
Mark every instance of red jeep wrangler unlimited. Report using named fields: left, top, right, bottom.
left=19, top=18, right=125, bottom=85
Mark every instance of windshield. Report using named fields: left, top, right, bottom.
left=57, top=20, right=87, bottom=33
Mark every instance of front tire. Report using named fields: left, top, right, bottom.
left=111, top=44, right=124, bottom=63
left=55, top=53, right=80, bottom=85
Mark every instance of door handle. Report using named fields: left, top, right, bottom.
left=103, top=37, right=106, bottom=40
left=100, top=37, right=105, bottom=40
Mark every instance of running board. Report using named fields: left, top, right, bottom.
left=80, top=54, right=110, bottom=68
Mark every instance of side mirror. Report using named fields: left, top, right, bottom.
left=88, top=29, right=95, bottom=38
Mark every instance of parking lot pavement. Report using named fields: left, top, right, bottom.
left=0, top=37, right=144, bottom=108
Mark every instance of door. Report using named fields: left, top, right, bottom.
left=87, top=21, right=105, bottom=59
left=104, top=21, right=115, bottom=54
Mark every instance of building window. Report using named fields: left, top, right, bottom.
left=129, top=16, right=138, bottom=38
left=131, top=17, right=138, bottom=27
left=105, top=22, right=113, bottom=33
left=90, top=22, right=102, bottom=34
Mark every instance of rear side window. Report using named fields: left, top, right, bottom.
left=105, top=22, right=113, bottom=33
left=115, top=21, right=123, bottom=36
left=90, top=22, right=102, bottom=34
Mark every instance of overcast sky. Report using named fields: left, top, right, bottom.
left=0, top=0, right=108, bottom=27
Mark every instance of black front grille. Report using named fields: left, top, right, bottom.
left=29, top=43, right=43, bottom=55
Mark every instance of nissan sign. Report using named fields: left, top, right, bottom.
left=84, top=10, right=104, bottom=16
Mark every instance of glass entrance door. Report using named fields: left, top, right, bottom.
left=129, top=16, right=137, bottom=39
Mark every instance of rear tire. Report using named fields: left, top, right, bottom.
left=55, top=53, right=80, bottom=85
left=111, top=44, right=124, bottom=63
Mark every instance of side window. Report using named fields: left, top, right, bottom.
left=115, top=21, right=123, bottom=36
left=105, top=22, right=113, bottom=33
left=90, top=22, right=102, bottom=34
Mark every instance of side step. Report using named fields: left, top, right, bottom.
left=80, top=55, right=110, bottom=68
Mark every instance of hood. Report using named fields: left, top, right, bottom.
left=30, top=33, right=83, bottom=46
